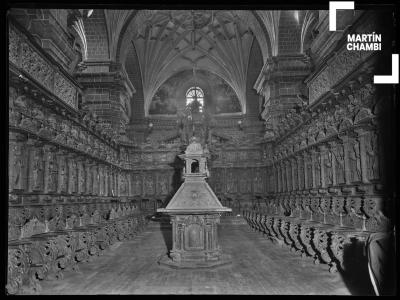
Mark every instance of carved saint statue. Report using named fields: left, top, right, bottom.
left=160, top=177, right=168, bottom=195
left=134, top=176, right=142, bottom=196
left=366, top=132, right=380, bottom=180
left=145, top=176, right=154, bottom=195
left=349, top=140, right=362, bottom=182
left=32, top=149, right=42, bottom=190
left=78, top=163, right=85, bottom=194
left=306, top=156, right=313, bottom=188
left=333, top=144, right=345, bottom=184
left=315, top=153, right=322, bottom=188
left=59, top=158, right=67, bottom=192
left=226, top=171, right=236, bottom=194
left=120, top=174, right=127, bottom=195
left=285, top=163, right=292, bottom=191
left=85, top=164, right=92, bottom=194
left=70, top=160, right=77, bottom=193
left=12, top=144, right=24, bottom=189
left=292, top=161, right=298, bottom=190
left=298, top=158, right=304, bottom=190
left=282, top=164, right=288, bottom=191
left=324, top=150, right=333, bottom=186
left=47, top=152, right=57, bottom=192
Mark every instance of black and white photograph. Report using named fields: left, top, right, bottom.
left=4, top=0, right=399, bottom=296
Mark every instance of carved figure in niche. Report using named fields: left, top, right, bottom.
left=160, top=176, right=168, bottom=195
left=133, top=176, right=141, bottom=196
left=324, top=150, right=333, bottom=186
left=365, top=131, right=380, bottom=180
left=298, top=158, right=304, bottom=190
left=59, top=158, right=67, bottom=192
left=349, top=140, right=362, bottom=182
left=306, top=156, right=313, bottom=188
left=120, top=175, right=127, bottom=195
left=254, top=170, right=263, bottom=193
left=47, top=152, right=57, bottom=192
left=70, top=160, right=77, bottom=193
left=285, top=163, right=292, bottom=191
left=315, top=153, right=322, bottom=188
left=226, top=171, right=236, bottom=194
left=86, top=165, right=92, bottom=194
left=281, top=166, right=287, bottom=192
left=92, top=168, right=99, bottom=195
left=78, top=163, right=85, bottom=193
left=333, top=144, right=345, bottom=184
left=12, top=144, right=24, bottom=189
left=145, top=176, right=154, bottom=195
left=239, top=171, right=248, bottom=193
left=32, top=149, right=43, bottom=190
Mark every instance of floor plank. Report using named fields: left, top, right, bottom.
left=38, top=222, right=373, bottom=295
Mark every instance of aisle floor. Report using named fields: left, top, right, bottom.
left=39, top=221, right=374, bottom=295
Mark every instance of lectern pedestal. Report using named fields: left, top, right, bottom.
left=157, top=138, right=231, bottom=269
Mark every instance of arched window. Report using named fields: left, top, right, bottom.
left=186, top=87, right=204, bottom=112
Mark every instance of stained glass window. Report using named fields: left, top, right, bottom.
left=186, top=87, right=204, bottom=112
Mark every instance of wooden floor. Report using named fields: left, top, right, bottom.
left=39, top=220, right=374, bottom=295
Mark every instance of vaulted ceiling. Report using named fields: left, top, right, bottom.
left=91, top=10, right=318, bottom=116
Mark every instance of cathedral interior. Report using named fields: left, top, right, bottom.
left=6, top=7, right=398, bottom=295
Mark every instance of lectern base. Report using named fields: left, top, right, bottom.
left=158, top=254, right=232, bottom=269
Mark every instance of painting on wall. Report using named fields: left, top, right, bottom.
left=148, top=69, right=242, bottom=115
left=213, top=81, right=242, bottom=114
left=149, top=87, right=178, bottom=115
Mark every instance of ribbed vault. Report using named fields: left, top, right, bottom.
left=115, top=10, right=278, bottom=116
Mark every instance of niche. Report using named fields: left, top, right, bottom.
left=191, top=160, right=199, bottom=173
